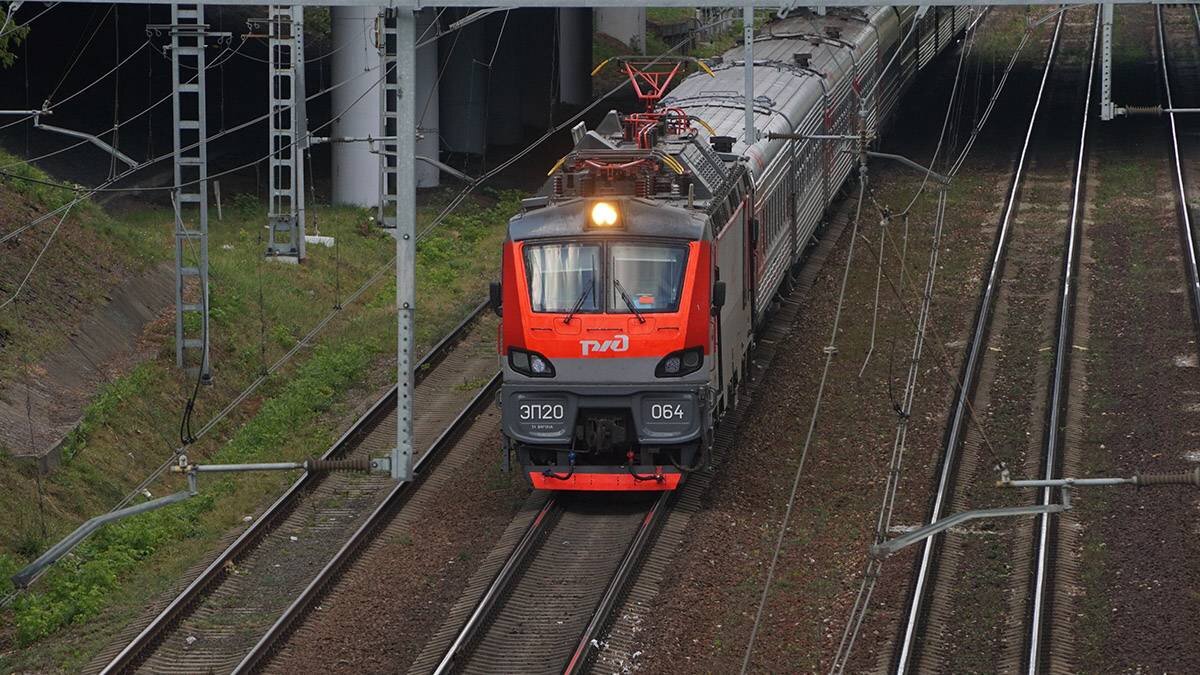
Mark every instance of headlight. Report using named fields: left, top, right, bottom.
left=655, top=346, right=703, bottom=377
left=590, top=201, right=619, bottom=227
left=509, top=348, right=556, bottom=377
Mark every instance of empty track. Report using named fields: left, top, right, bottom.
left=1159, top=5, right=1200, bottom=328
left=892, top=10, right=1104, bottom=672
left=94, top=303, right=498, bottom=675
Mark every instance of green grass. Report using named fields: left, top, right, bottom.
left=646, top=8, right=695, bottom=25
left=973, top=7, right=1035, bottom=60
left=0, top=159, right=81, bottom=214
left=0, top=163, right=520, bottom=669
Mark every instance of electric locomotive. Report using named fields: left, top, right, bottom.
left=491, top=6, right=970, bottom=490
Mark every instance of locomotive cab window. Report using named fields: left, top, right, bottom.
left=608, top=243, right=688, bottom=313
left=525, top=243, right=601, bottom=313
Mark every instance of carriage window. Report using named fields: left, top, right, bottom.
left=524, top=243, right=601, bottom=313
left=608, top=243, right=689, bottom=313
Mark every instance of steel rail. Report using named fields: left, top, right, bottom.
left=431, top=498, right=562, bottom=675
left=101, top=300, right=489, bottom=675
left=893, top=12, right=1066, bottom=673
left=1158, top=5, right=1200, bottom=332
left=233, top=369, right=502, bottom=674
left=1026, top=9, right=1099, bottom=673
left=562, top=490, right=671, bottom=675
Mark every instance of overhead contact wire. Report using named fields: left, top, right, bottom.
left=741, top=178, right=867, bottom=675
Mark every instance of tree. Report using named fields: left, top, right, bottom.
left=0, top=5, right=30, bottom=68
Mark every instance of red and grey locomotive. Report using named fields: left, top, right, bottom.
left=490, top=6, right=970, bottom=490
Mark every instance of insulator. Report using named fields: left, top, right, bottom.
left=1124, top=105, right=1162, bottom=116
left=553, top=175, right=564, bottom=197
left=1135, top=468, right=1200, bottom=487
left=306, top=456, right=372, bottom=473
left=670, top=180, right=681, bottom=197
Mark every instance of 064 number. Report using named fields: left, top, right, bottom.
left=650, top=403, right=685, bottom=420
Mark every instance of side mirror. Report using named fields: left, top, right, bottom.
left=489, top=281, right=502, bottom=316
left=711, top=281, right=726, bottom=314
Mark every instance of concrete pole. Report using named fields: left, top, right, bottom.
left=393, top=8, right=416, bottom=481
left=330, top=5, right=381, bottom=206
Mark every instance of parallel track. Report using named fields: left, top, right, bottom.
left=1158, top=5, right=1200, bottom=331
left=893, top=13, right=1065, bottom=669
left=1026, top=10, right=1097, bottom=671
left=893, top=11, right=1091, bottom=672
left=96, top=302, right=496, bottom=674
left=234, top=370, right=502, bottom=673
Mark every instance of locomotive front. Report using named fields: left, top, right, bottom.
left=495, top=195, right=717, bottom=490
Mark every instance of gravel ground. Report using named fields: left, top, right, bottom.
left=626, top=9, right=1052, bottom=672
left=265, top=410, right=526, bottom=674
left=1071, top=6, right=1200, bottom=672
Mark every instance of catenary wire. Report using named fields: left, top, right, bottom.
left=740, top=175, right=868, bottom=675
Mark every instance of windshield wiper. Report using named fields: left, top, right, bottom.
left=613, top=278, right=646, bottom=324
left=563, top=283, right=592, bottom=324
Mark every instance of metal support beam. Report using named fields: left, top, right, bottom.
left=266, top=5, right=307, bottom=260
left=871, top=502, right=1069, bottom=559
left=17, top=1, right=1200, bottom=8
left=873, top=467, right=1200, bottom=559
left=167, top=3, right=213, bottom=383
left=33, top=117, right=138, bottom=169
left=388, top=8, right=416, bottom=481
left=743, top=4, right=755, bottom=146
left=10, top=454, right=378, bottom=588
left=12, top=489, right=196, bottom=587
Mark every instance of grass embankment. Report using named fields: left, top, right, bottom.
left=0, top=161, right=520, bottom=670
left=0, top=152, right=142, bottom=382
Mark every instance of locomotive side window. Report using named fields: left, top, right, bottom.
left=608, top=244, right=689, bottom=313
left=525, top=243, right=601, bottom=313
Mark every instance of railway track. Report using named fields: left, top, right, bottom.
left=892, top=10, right=1102, bottom=672
left=92, top=302, right=498, bottom=675
left=1159, top=5, right=1200, bottom=329
left=406, top=491, right=669, bottom=674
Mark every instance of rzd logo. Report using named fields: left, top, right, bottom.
left=580, top=335, right=629, bottom=356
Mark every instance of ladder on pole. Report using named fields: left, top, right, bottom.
left=266, top=5, right=307, bottom=259
left=171, top=2, right=212, bottom=383
left=378, top=8, right=399, bottom=229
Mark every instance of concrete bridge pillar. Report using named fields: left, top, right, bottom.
left=331, top=7, right=442, bottom=203
left=330, top=6, right=380, bottom=206
left=595, top=7, right=645, bottom=54
left=558, top=8, right=592, bottom=106
left=414, top=8, right=440, bottom=186
left=439, top=11, right=489, bottom=156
